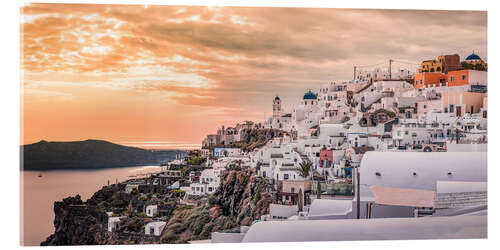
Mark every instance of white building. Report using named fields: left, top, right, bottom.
left=214, top=148, right=242, bottom=158
left=107, top=216, right=121, bottom=232
left=187, top=168, right=222, bottom=196
left=144, top=221, right=166, bottom=236
left=145, top=205, right=158, bottom=217
left=287, top=151, right=487, bottom=221
left=293, top=90, right=322, bottom=138
left=355, top=151, right=487, bottom=218
left=240, top=216, right=485, bottom=243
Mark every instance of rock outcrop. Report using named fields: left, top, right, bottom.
left=41, top=195, right=112, bottom=245
left=41, top=167, right=274, bottom=245
left=159, top=167, right=273, bottom=243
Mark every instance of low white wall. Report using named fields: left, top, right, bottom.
left=211, top=232, right=245, bottom=243
left=270, top=204, right=298, bottom=218
left=447, top=143, right=487, bottom=152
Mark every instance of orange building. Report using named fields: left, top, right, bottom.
left=447, top=70, right=469, bottom=87
left=447, top=69, right=487, bottom=87
left=413, top=72, right=446, bottom=89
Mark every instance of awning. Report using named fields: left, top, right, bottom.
left=370, top=186, right=435, bottom=208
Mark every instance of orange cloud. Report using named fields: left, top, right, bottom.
left=20, top=4, right=487, bottom=147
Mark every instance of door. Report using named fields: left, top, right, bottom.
left=456, top=106, right=462, bottom=117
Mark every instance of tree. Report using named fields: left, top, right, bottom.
left=296, top=161, right=313, bottom=179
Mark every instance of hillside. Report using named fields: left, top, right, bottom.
left=21, top=139, right=184, bottom=171
left=224, top=128, right=289, bottom=152
left=40, top=166, right=273, bottom=245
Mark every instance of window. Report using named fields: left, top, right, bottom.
left=208, top=187, right=213, bottom=192
left=291, top=187, right=295, bottom=193
left=420, top=79, right=423, bottom=84
left=450, top=76, right=454, bottom=82
left=423, top=105, right=427, bottom=109
left=444, top=107, right=448, bottom=113
left=462, top=74, right=466, bottom=81
left=284, top=174, right=289, bottom=180
left=405, top=131, right=409, bottom=135
left=450, top=105, right=454, bottom=113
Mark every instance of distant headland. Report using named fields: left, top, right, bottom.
left=21, top=139, right=184, bottom=171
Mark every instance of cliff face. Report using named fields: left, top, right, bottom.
left=41, top=167, right=274, bottom=245
left=214, top=167, right=273, bottom=225
left=160, top=167, right=273, bottom=243
left=40, top=195, right=112, bottom=246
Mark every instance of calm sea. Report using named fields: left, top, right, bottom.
left=20, top=166, right=162, bottom=246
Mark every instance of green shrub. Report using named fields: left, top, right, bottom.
left=161, top=231, right=178, bottom=243
left=253, top=183, right=262, bottom=204
left=207, top=195, right=218, bottom=205
left=110, top=197, right=126, bottom=207
left=178, top=205, right=193, bottom=210
left=185, top=206, right=210, bottom=235
left=168, top=222, right=187, bottom=234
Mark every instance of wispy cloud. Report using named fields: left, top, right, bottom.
left=20, top=4, right=487, bottom=145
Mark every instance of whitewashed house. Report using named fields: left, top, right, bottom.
left=107, top=216, right=121, bottom=232
left=214, top=148, right=242, bottom=158
left=355, top=151, right=487, bottom=219
left=145, top=221, right=167, bottom=236
left=187, top=168, right=222, bottom=196
left=145, top=205, right=158, bottom=217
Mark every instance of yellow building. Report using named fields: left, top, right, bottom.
left=420, top=59, right=442, bottom=73
left=419, top=54, right=462, bottom=73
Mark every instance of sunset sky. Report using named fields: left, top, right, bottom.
left=20, top=3, right=487, bottom=149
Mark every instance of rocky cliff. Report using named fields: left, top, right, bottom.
left=41, top=167, right=274, bottom=245
left=159, top=167, right=273, bottom=243
left=40, top=195, right=112, bottom=245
